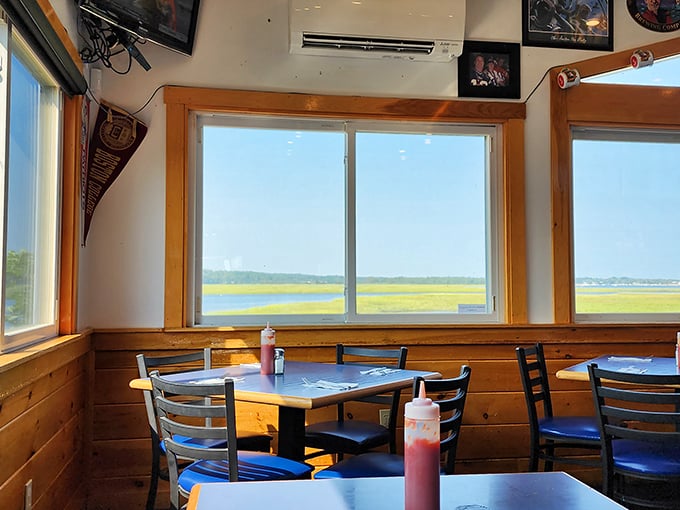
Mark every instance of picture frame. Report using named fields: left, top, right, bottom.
left=457, top=41, right=521, bottom=99
left=522, top=0, right=613, bottom=51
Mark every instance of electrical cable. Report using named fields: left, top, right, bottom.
left=523, top=65, right=560, bottom=104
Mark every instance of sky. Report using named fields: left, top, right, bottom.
left=199, top=55, right=680, bottom=282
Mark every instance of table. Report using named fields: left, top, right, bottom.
left=556, top=355, right=679, bottom=382
left=130, top=360, right=440, bottom=460
left=185, top=471, right=626, bottom=510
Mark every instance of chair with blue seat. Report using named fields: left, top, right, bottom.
left=136, top=349, right=272, bottom=510
left=151, top=373, right=313, bottom=510
left=304, top=344, right=408, bottom=461
left=516, top=343, right=601, bottom=471
left=588, top=363, right=680, bottom=509
left=314, top=365, right=471, bottom=479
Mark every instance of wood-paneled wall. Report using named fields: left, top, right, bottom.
left=0, top=333, right=91, bottom=510
left=90, top=325, right=679, bottom=510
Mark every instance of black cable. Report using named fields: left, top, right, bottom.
left=131, top=85, right=165, bottom=115
left=524, top=66, right=559, bottom=104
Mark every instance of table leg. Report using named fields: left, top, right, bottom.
left=277, top=406, right=306, bottom=460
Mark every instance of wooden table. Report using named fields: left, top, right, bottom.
left=130, top=360, right=440, bottom=460
left=556, top=355, right=679, bottom=382
left=185, top=471, right=626, bottom=510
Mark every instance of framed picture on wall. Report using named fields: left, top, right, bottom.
left=457, top=41, right=520, bottom=99
left=523, top=0, right=613, bottom=51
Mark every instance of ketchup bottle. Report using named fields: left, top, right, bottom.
left=676, top=332, right=680, bottom=369
left=260, top=323, right=276, bottom=375
left=404, top=380, right=440, bottom=510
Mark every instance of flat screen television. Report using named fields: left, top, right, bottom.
left=77, top=0, right=201, bottom=56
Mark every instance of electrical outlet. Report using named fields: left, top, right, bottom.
left=24, top=479, right=32, bottom=510
left=379, top=409, right=390, bottom=428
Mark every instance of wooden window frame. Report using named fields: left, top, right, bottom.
left=164, top=87, right=527, bottom=328
left=551, top=39, right=680, bottom=324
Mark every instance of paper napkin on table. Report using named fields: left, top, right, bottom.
left=188, top=377, right=245, bottom=384
left=302, top=379, right=358, bottom=390
left=359, top=367, right=401, bottom=376
left=607, top=356, right=653, bottom=363
left=617, top=366, right=648, bottom=374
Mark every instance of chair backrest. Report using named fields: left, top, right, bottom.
left=336, top=344, right=408, bottom=446
left=136, top=349, right=211, bottom=438
left=516, top=343, right=554, bottom=432
left=151, top=374, right=238, bottom=509
left=588, top=362, right=680, bottom=502
left=413, top=365, right=472, bottom=474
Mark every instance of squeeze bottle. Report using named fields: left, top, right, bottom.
left=260, top=323, right=276, bottom=375
left=676, top=332, right=680, bottom=369
left=404, top=380, right=440, bottom=510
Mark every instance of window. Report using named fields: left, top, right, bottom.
left=0, top=17, right=62, bottom=351
left=192, top=114, right=502, bottom=326
left=572, top=127, right=680, bottom=322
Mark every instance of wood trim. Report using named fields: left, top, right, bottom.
left=550, top=40, right=680, bottom=324
left=59, top=95, right=80, bottom=334
left=35, top=0, right=83, bottom=72
left=569, top=37, right=680, bottom=79
left=164, top=87, right=527, bottom=329
left=165, top=102, right=188, bottom=328
left=503, top=118, right=527, bottom=324
left=164, top=86, right=526, bottom=121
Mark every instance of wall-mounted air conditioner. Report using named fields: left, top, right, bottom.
left=289, top=0, right=466, bottom=62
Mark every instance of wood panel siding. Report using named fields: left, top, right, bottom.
left=89, top=325, right=678, bottom=509
left=0, top=333, right=91, bottom=510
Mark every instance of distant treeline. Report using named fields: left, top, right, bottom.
left=203, top=270, right=485, bottom=285
left=576, top=277, right=680, bottom=285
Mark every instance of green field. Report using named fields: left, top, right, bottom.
left=203, top=283, right=680, bottom=315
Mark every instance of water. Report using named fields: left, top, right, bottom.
left=202, top=293, right=343, bottom=313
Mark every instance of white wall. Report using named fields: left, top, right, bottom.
left=65, top=1, right=675, bottom=329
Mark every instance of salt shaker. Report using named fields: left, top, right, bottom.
left=404, top=380, right=440, bottom=510
left=260, top=323, right=276, bottom=375
left=274, top=348, right=285, bottom=375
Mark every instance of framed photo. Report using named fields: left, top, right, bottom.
left=457, top=41, right=520, bottom=99
left=523, top=0, right=613, bottom=51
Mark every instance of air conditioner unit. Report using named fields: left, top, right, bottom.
left=289, top=0, right=465, bottom=62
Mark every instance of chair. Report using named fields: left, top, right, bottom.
left=516, top=343, right=601, bottom=471
left=151, top=374, right=313, bottom=510
left=314, top=365, right=471, bottom=479
left=136, top=349, right=272, bottom=510
left=588, top=363, right=680, bottom=509
left=304, top=344, right=408, bottom=460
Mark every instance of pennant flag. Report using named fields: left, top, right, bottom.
left=82, top=101, right=148, bottom=245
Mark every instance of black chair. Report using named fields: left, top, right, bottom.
left=304, top=344, right=408, bottom=460
left=136, top=349, right=272, bottom=510
left=151, top=374, right=313, bottom=510
left=516, top=343, right=600, bottom=471
left=588, top=363, right=680, bottom=509
left=314, top=365, right=471, bottom=479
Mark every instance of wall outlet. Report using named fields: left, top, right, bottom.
left=379, top=409, right=390, bottom=428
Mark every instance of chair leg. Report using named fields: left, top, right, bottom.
left=146, top=431, right=161, bottom=510
left=543, top=442, right=555, bottom=472
left=528, top=439, right=539, bottom=472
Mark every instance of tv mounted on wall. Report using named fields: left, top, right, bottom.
left=77, top=0, right=201, bottom=56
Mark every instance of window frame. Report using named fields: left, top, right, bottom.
left=164, top=87, right=528, bottom=329
left=191, top=114, right=505, bottom=326
left=550, top=38, right=680, bottom=324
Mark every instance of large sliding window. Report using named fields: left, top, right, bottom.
left=192, top=114, right=502, bottom=326
left=572, top=127, right=680, bottom=321
left=0, top=14, right=62, bottom=351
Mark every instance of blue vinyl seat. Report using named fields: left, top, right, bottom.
left=516, top=343, right=601, bottom=471
left=315, top=365, right=471, bottom=479
left=151, top=373, right=313, bottom=510
left=588, top=363, right=680, bottom=509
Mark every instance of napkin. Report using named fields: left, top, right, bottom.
left=607, top=356, right=653, bottom=363
left=359, top=367, right=401, bottom=376
left=188, top=377, right=245, bottom=384
left=302, top=378, right=358, bottom=390
left=617, top=366, right=648, bottom=374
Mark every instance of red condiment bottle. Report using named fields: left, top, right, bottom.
left=404, top=380, right=440, bottom=510
left=260, top=323, right=275, bottom=375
